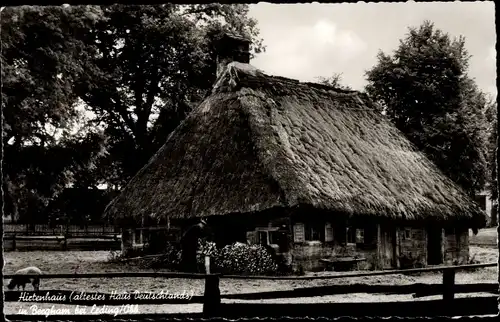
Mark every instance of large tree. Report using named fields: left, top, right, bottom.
left=1, top=5, right=107, bottom=222
left=365, top=21, right=488, bottom=196
left=1, top=4, right=264, bottom=222
left=74, top=4, right=264, bottom=189
left=484, top=97, right=498, bottom=226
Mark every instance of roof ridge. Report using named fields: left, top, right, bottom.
left=213, top=62, right=371, bottom=103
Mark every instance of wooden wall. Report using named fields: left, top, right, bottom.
left=376, top=225, right=395, bottom=269
left=398, top=227, right=427, bottom=268
left=444, top=228, right=469, bottom=265
left=290, top=241, right=332, bottom=272
left=118, top=210, right=472, bottom=271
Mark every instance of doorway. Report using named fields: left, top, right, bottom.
left=427, top=226, right=443, bottom=265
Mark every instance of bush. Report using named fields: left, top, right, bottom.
left=211, top=242, right=279, bottom=275
left=194, top=240, right=279, bottom=275
left=140, top=239, right=280, bottom=275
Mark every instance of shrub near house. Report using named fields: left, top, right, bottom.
left=210, top=242, right=279, bottom=275
left=142, top=240, right=279, bottom=275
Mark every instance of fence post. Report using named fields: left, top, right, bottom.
left=205, top=256, right=211, bottom=275
left=203, top=273, right=221, bottom=317
left=442, top=267, right=455, bottom=301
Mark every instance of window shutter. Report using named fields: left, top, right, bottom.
left=293, top=223, right=305, bottom=243
left=325, top=222, right=333, bottom=242
left=246, top=231, right=258, bottom=244
left=355, top=229, right=364, bottom=243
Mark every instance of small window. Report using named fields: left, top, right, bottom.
left=305, top=223, right=323, bottom=241
left=346, top=227, right=356, bottom=244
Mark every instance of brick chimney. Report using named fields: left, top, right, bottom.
left=215, top=32, right=251, bottom=78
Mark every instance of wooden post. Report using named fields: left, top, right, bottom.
left=203, top=274, right=221, bottom=317
left=394, top=227, right=400, bottom=268
left=376, top=224, right=382, bottom=269
left=205, top=255, right=211, bottom=274
left=443, top=268, right=455, bottom=301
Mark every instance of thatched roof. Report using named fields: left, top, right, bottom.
left=104, top=62, right=486, bottom=228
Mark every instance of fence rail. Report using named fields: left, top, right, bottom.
left=3, top=262, right=498, bottom=318
left=3, top=224, right=119, bottom=235
left=220, top=262, right=498, bottom=280
left=3, top=224, right=121, bottom=251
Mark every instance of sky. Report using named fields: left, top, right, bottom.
left=248, top=2, right=497, bottom=98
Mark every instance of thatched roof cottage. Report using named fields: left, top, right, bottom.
left=104, top=33, right=486, bottom=271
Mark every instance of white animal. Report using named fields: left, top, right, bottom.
left=7, top=266, right=42, bottom=291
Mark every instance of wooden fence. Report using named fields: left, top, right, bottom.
left=3, top=224, right=121, bottom=251
left=3, top=262, right=498, bottom=320
left=3, top=223, right=119, bottom=236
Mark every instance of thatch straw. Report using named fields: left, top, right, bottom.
left=104, top=63, right=486, bottom=228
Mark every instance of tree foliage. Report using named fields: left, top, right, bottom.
left=74, top=4, right=264, bottom=189
left=1, top=4, right=264, bottom=222
left=484, top=98, right=497, bottom=198
left=365, top=21, right=489, bottom=196
left=484, top=97, right=498, bottom=226
left=316, top=73, right=353, bottom=91
left=1, top=5, right=107, bottom=222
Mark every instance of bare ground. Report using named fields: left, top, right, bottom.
left=3, top=245, right=498, bottom=316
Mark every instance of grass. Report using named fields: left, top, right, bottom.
left=469, top=228, right=498, bottom=246
left=3, top=246, right=498, bottom=315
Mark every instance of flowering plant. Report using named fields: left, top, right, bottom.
left=210, top=242, right=279, bottom=275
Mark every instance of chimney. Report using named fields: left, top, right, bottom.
left=215, top=32, right=251, bottom=78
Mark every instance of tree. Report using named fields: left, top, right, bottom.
left=1, top=6, right=107, bottom=222
left=484, top=97, right=497, bottom=226
left=1, top=4, right=264, bottom=221
left=316, top=73, right=353, bottom=91
left=71, top=4, right=264, bottom=189
left=496, top=94, right=500, bottom=228
left=365, top=21, right=488, bottom=196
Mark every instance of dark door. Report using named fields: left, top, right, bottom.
left=427, top=226, right=443, bottom=265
